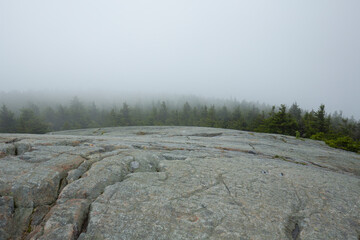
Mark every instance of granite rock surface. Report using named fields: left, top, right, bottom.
left=0, top=126, right=359, bottom=240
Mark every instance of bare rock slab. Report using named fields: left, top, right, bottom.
left=0, top=126, right=359, bottom=240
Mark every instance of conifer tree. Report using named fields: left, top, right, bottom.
left=206, top=105, right=216, bottom=127
left=120, top=102, right=131, bottom=126
left=180, top=102, right=191, bottom=126
left=18, top=108, right=48, bottom=133
left=289, top=102, right=302, bottom=123
left=303, top=111, right=317, bottom=137
left=0, top=105, right=17, bottom=133
left=315, top=104, right=328, bottom=133
left=158, top=101, right=168, bottom=125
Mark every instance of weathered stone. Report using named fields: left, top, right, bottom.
left=0, top=143, right=15, bottom=157
left=0, top=156, right=34, bottom=195
left=0, top=196, right=14, bottom=240
left=40, top=199, right=89, bottom=240
left=130, top=160, right=140, bottom=170
left=13, top=207, right=33, bottom=239
left=58, top=152, right=160, bottom=204
left=129, top=152, right=160, bottom=172
left=82, top=157, right=360, bottom=239
left=14, top=142, right=32, bottom=155
left=162, top=153, right=187, bottom=160
left=0, top=126, right=359, bottom=240
left=38, top=225, right=75, bottom=240
left=66, top=162, right=90, bottom=184
left=58, top=155, right=132, bottom=203
left=31, top=205, right=51, bottom=227
left=66, top=150, right=123, bottom=184
left=10, top=154, right=84, bottom=208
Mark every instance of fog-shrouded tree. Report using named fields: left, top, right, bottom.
left=119, top=102, right=131, bottom=126
left=148, top=106, right=158, bottom=125
left=55, top=104, right=70, bottom=130
left=158, top=101, right=168, bottom=125
left=168, top=109, right=180, bottom=126
left=131, top=105, right=146, bottom=126
left=355, top=121, right=360, bottom=141
left=289, top=102, right=302, bottom=123
left=206, top=105, right=216, bottom=127
left=88, top=102, right=101, bottom=128
left=180, top=102, right=192, bottom=126
left=245, top=105, right=261, bottom=130
left=315, top=104, right=329, bottom=133
left=229, top=106, right=241, bottom=129
left=42, top=106, right=57, bottom=131
left=18, top=108, right=49, bottom=134
left=256, top=104, right=298, bottom=136
left=190, top=106, right=199, bottom=127
left=198, top=105, right=208, bottom=127
left=0, top=95, right=358, bottom=153
left=216, top=106, right=230, bottom=128
left=0, top=105, right=17, bottom=133
left=303, top=111, right=317, bottom=137
left=69, top=97, right=90, bottom=129
left=107, top=108, right=118, bottom=127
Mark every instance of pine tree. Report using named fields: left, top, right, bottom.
left=198, top=105, right=208, bottom=127
left=69, top=97, right=90, bottom=128
left=120, top=102, right=131, bottom=126
left=206, top=105, right=216, bottom=127
left=289, top=102, right=302, bottom=123
left=256, top=105, right=298, bottom=135
left=158, top=101, right=168, bottom=125
left=217, top=106, right=230, bottom=128
left=180, top=102, right=191, bottom=126
left=18, top=108, right=49, bottom=134
left=303, top=111, right=317, bottom=137
left=315, top=104, right=328, bottom=133
left=0, top=105, right=17, bottom=133
left=42, top=107, right=56, bottom=131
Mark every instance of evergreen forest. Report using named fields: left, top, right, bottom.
left=1, top=97, right=359, bottom=153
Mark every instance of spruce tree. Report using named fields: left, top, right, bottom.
left=18, top=108, right=49, bottom=134
left=0, top=105, right=17, bottom=133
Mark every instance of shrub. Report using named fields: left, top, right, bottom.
left=310, top=132, right=325, bottom=141
left=325, top=136, right=360, bottom=153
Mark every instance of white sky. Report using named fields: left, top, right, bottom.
left=1, top=0, right=359, bottom=118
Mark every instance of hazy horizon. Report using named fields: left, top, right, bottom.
left=1, top=1, right=359, bottom=118
left=0, top=89, right=357, bottom=122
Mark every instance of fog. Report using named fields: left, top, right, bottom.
left=1, top=0, right=359, bottom=118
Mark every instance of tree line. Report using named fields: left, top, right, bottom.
left=0, top=97, right=359, bottom=153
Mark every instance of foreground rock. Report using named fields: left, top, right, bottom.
left=0, top=126, right=359, bottom=240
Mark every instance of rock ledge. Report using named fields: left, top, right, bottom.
left=0, top=126, right=359, bottom=240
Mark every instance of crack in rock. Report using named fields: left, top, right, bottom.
left=218, top=174, right=250, bottom=222
left=189, top=133, right=223, bottom=137
left=285, top=215, right=303, bottom=240
left=31, top=151, right=164, bottom=239
left=215, top=146, right=258, bottom=155
left=170, top=181, right=220, bottom=201
left=284, top=184, right=306, bottom=240
left=80, top=203, right=91, bottom=234
left=4, top=138, right=21, bottom=144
